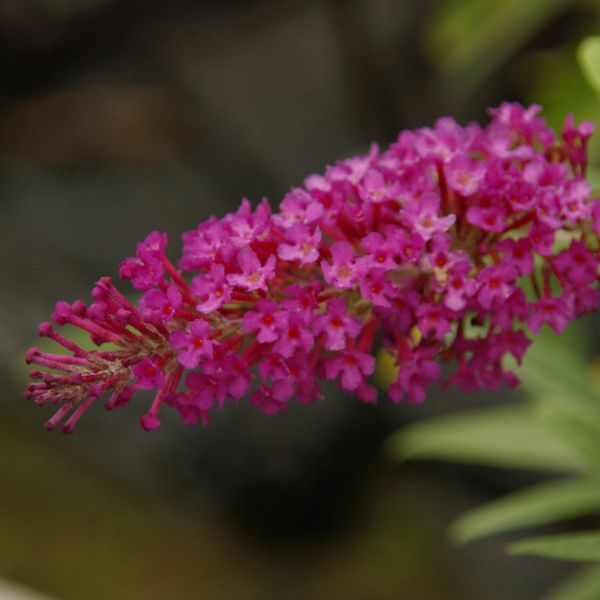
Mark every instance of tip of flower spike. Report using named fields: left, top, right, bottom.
left=140, top=413, right=161, bottom=431
left=21, top=103, right=600, bottom=434
left=52, top=301, right=72, bottom=324
left=25, top=347, right=39, bottom=364
left=38, top=322, right=53, bottom=337
left=72, top=300, right=87, bottom=314
left=91, top=277, right=113, bottom=300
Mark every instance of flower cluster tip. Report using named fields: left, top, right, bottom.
left=24, top=103, right=600, bottom=432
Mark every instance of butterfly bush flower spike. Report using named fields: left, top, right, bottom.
left=24, top=103, right=600, bottom=432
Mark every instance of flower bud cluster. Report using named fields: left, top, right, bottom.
left=25, top=103, right=600, bottom=431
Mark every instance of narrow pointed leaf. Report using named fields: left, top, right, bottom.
left=520, top=336, right=600, bottom=430
left=578, top=37, right=600, bottom=101
left=386, top=405, right=588, bottom=472
left=544, top=565, right=600, bottom=600
left=451, top=478, right=600, bottom=545
left=510, top=532, right=600, bottom=562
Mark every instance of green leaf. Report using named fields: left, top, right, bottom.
left=519, top=336, right=600, bottom=431
left=538, top=407, right=600, bottom=472
left=578, top=37, right=600, bottom=101
left=424, top=0, right=573, bottom=93
left=510, top=532, right=600, bottom=562
left=451, top=478, right=600, bottom=545
left=545, top=565, right=600, bottom=600
left=386, top=405, right=588, bottom=473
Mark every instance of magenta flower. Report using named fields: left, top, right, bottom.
left=357, top=232, right=398, bottom=272
left=273, top=314, right=314, bottom=357
left=273, top=189, right=324, bottom=228
left=528, top=296, right=574, bottom=334
left=170, top=319, right=215, bottom=368
left=312, top=298, right=361, bottom=351
left=119, top=231, right=167, bottom=291
left=324, top=351, right=375, bottom=392
left=23, top=103, right=600, bottom=432
left=358, top=268, right=396, bottom=308
left=415, top=303, right=452, bottom=341
left=389, top=349, right=441, bottom=404
left=322, top=241, right=357, bottom=288
left=243, top=299, right=288, bottom=344
left=401, top=192, right=456, bottom=241
left=277, top=223, right=321, bottom=266
left=554, top=240, right=597, bottom=287
left=529, top=222, right=555, bottom=255
left=133, top=358, right=165, bottom=390
left=358, top=168, right=402, bottom=204
left=226, top=248, right=276, bottom=292
left=250, top=385, right=289, bottom=415
left=192, top=264, right=231, bottom=314
left=443, top=262, right=479, bottom=312
left=466, top=204, right=506, bottom=233
left=497, top=238, right=534, bottom=276
left=445, top=155, right=486, bottom=196
left=477, top=264, right=517, bottom=309
left=140, top=285, right=182, bottom=323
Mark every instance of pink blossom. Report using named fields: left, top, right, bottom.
left=466, top=204, right=506, bottom=233
left=563, top=114, right=594, bottom=174
left=497, top=238, right=534, bottom=276
left=312, top=298, right=361, bottom=350
left=250, top=385, right=289, bottom=415
left=119, top=231, right=167, bottom=291
left=554, top=240, right=597, bottom=287
left=226, top=248, right=276, bottom=292
left=226, top=198, right=272, bottom=248
left=528, top=296, right=574, bottom=334
left=358, top=268, right=396, bottom=308
left=321, top=241, right=357, bottom=288
left=133, top=358, right=165, bottom=390
left=443, top=262, right=479, bottom=311
left=487, top=328, right=531, bottom=365
left=167, top=390, right=210, bottom=426
left=445, top=155, right=486, bottom=196
left=180, top=218, right=234, bottom=271
left=277, top=223, right=321, bottom=266
left=170, top=319, right=215, bottom=368
left=477, top=264, right=517, bottom=309
left=358, top=168, right=402, bottom=203
left=561, top=180, right=592, bottom=222
left=324, top=351, right=375, bottom=392
left=282, top=283, right=320, bottom=319
left=273, top=313, right=314, bottom=357
left=273, top=189, right=324, bottom=227
left=394, top=230, right=425, bottom=263
left=389, top=349, right=441, bottom=404
left=489, top=102, right=555, bottom=148
left=192, top=264, right=231, bottom=313
left=401, top=192, right=456, bottom=241
left=243, top=299, right=288, bottom=344
left=357, top=232, right=398, bottom=272
left=140, top=285, right=182, bottom=323
left=528, top=222, right=555, bottom=256
left=416, top=303, right=452, bottom=340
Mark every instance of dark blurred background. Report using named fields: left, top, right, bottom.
left=2, top=1, right=600, bottom=598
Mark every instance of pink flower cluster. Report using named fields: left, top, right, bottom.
left=25, top=103, right=600, bottom=432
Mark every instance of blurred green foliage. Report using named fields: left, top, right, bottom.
left=386, top=322, right=600, bottom=599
